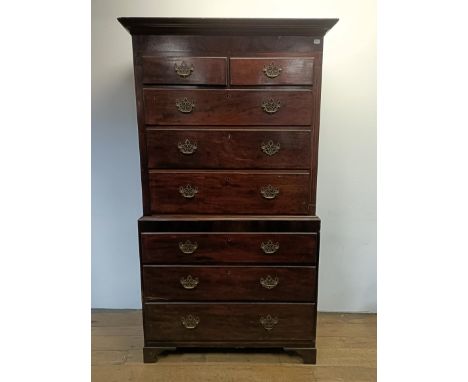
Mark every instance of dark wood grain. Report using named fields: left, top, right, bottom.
left=284, top=347, right=317, bottom=364
left=142, top=346, right=316, bottom=364
left=118, top=17, right=339, bottom=36
left=143, top=303, right=317, bottom=342
left=119, top=17, right=338, bottom=365
left=130, top=33, right=324, bottom=215
left=148, top=171, right=311, bottom=215
left=138, top=215, right=321, bottom=232
left=142, top=57, right=227, bottom=85
left=143, top=347, right=176, bottom=363
left=131, top=39, right=151, bottom=215
left=309, top=42, right=324, bottom=215
left=230, top=57, right=314, bottom=85
left=140, top=232, right=317, bottom=265
left=143, top=89, right=314, bottom=126
left=133, top=35, right=324, bottom=56
left=142, top=266, right=316, bottom=302
left=145, top=129, right=311, bottom=169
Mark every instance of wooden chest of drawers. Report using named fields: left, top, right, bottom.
left=119, top=17, right=338, bottom=364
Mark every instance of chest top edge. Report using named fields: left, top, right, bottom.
left=118, top=17, right=338, bottom=36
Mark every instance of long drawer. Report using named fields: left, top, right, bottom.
left=143, top=89, right=313, bottom=125
left=142, top=266, right=316, bottom=302
left=148, top=171, right=311, bottom=215
left=146, top=129, right=311, bottom=169
left=144, top=303, right=316, bottom=342
left=140, top=232, right=317, bottom=264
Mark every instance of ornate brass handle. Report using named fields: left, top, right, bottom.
left=261, top=240, right=279, bottom=254
left=261, top=98, right=281, bottom=114
left=260, top=314, right=278, bottom=331
left=176, top=97, right=195, bottom=113
left=179, top=240, right=198, bottom=254
left=263, top=62, right=282, bottom=78
left=261, top=140, right=280, bottom=156
left=181, top=314, right=200, bottom=329
left=260, top=185, right=279, bottom=199
left=179, top=184, right=198, bottom=199
left=180, top=275, right=199, bottom=289
left=174, top=61, right=194, bottom=78
left=178, top=139, right=197, bottom=155
left=260, top=275, right=279, bottom=289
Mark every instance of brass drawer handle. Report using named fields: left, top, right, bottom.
left=260, top=314, right=278, bottom=331
left=260, top=275, right=279, bottom=289
left=261, top=140, right=280, bottom=156
left=261, top=98, right=281, bottom=114
left=179, top=184, right=198, bottom=199
left=178, top=139, right=197, bottom=155
left=263, top=62, right=282, bottom=78
left=180, top=275, right=199, bottom=289
left=261, top=240, right=279, bottom=254
left=174, top=61, right=194, bottom=78
left=179, top=240, right=198, bottom=254
left=260, top=184, right=279, bottom=199
left=181, top=314, right=200, bottom=329
left=176, top=97, right=195, bottom=113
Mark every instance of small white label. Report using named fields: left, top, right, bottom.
left=313, top=39, right=321, bottom=45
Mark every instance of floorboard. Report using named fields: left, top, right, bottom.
left=91, top=309, right=377, bottom=382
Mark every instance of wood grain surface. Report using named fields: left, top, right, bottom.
left=92, top=309, right=376, bottom=382
left=144, top=303, right=316, bottom=341
left=148, top=171, right=311, bottom=215
left=119, top=18, right=339, bottom=368
left=143, top=89, right=314, bottom=126
left=142, top=267, right=316, bottom=301
left=145, top=129, right=312, bottom=170
left=140, top=232, right=318, bottom=265
left=142, top=57, right=227, bottom=85
left=230, top=57, right=315, bottom=85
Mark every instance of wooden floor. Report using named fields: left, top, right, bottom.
left=92, top=310, right=376, bottom=382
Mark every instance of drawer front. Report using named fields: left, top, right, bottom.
left=143, top=89, right=313, bottom=126
left=230, top=57, right=314, bottom=85
left=144, top=303, right=316, bottom=342
left=146, top=129, right=311, bottom=169
left=148, top=172, right=310, bottom=215
left=140, top=233, right=317, bottom=265
left=142, top=57, right=227, bottom=85
left=142, top=266, right=316, bottom=302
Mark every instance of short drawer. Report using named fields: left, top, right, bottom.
left=142, top=266, right=316, bottom=302
left=146, top=129, right=311, bottom=169
left=148, top=171, right=311, bottom=215
left=143, top=89, right=313, bottom=126
left=144, top=302, right=316, bottom=342
left=140, top=232, right=317, bottom=265
left=142, top=57, right=227, bottom=85
left=230, top=57, right=314, bottom=85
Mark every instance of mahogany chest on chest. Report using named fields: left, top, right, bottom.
left=118, top=17, right=338, bottom=364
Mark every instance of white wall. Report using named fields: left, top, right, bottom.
left=92, top=0, right=376, bottom=312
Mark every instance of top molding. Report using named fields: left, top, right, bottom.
left=118, top=17, right=339, bottom=36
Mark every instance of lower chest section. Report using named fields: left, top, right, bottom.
left=138, top=218, right=320, bottom=347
